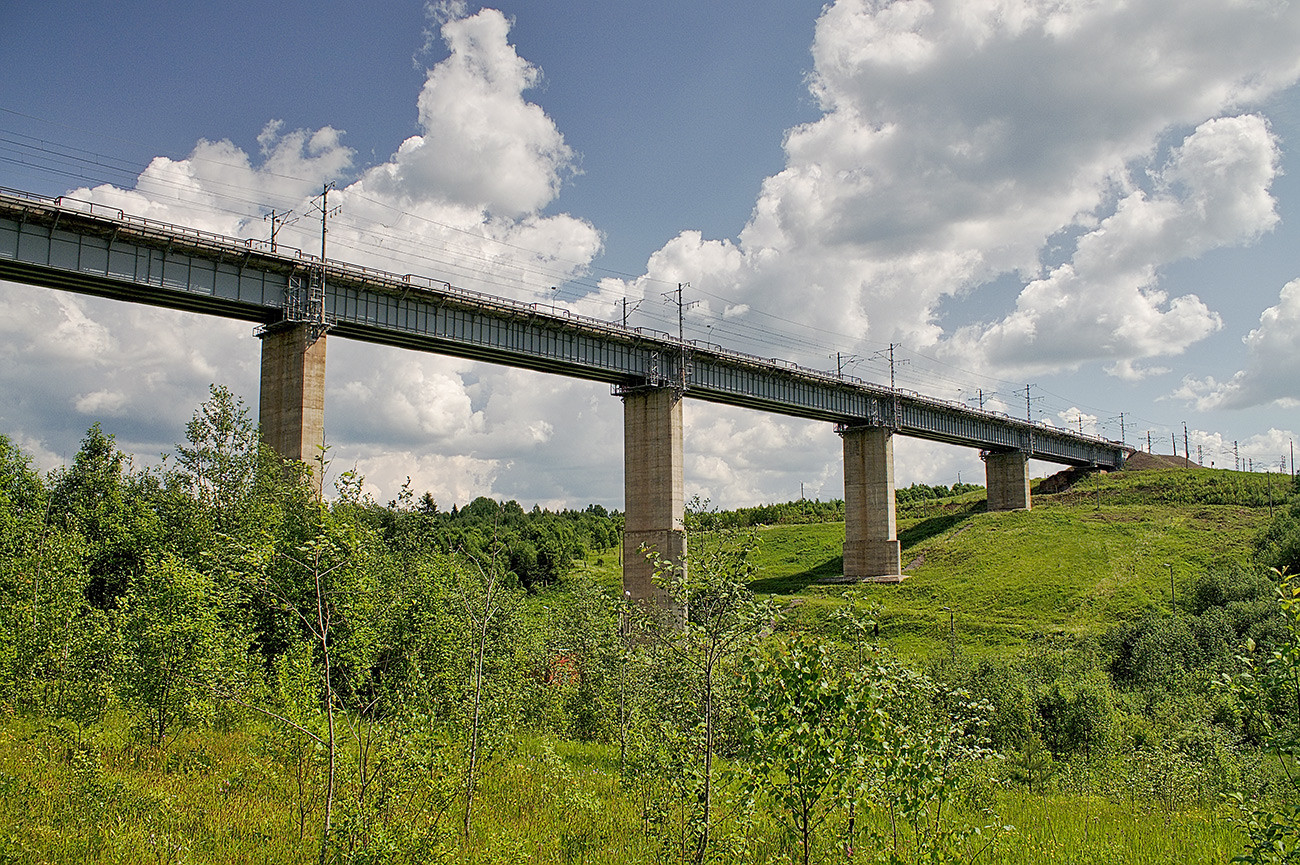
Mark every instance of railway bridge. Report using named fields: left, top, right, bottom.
left=0, top=189, right=1129, bottom=597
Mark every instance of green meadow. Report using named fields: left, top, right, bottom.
left=2, top=402, right=1298, bottom=864
left=0, top=718, right=1251, bottom=864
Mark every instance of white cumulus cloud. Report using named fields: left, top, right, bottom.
left=2, top=4, right=607, bottom=507
left=1174, top=278, right=1300, bottom=411
left=945, top=115, right=1280, bottom=377
left=7, top=1, right=1300, bottom=510
left=373, top=8, right=578, bottom=217
left=607, top=0, right=1300, bottom=379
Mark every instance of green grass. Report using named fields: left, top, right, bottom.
left=1058, top=466, right=1290, bottom=508
left=987, top=792, right=1240, bottom=864
left=578, top=467, right=1277, bottom=658
left=0, top=466, right=1281, bottom=863
left=742, top=468, right=1275, bottom=657
left=0, top=716, right=316, bottom=864
left=0, top=716, right=1245, bottom=864
left=575, top=547, right=624, bottom=595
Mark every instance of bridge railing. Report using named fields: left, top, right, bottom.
left=1, top=188, right=1124, bottom=454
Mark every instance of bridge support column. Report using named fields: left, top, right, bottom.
left=622, top=388, right=685, bottom=606
left=841, top=426, right=903, bottom=582
left=259, top=324, right=327, bottom=493
left=985, top=450, right=1031, bottom=511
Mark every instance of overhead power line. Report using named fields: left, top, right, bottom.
left=1, top=112, right=1287, bottom=459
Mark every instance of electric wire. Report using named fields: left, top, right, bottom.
left=0, top=129, right=944, bottom=363
left=0, top=112, right=1288, bottom=467
left=0, top=128, right=969, bottom=373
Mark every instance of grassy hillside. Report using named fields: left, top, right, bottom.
left=0, top=716, right=1241, bottom=865
left=579, top=467, right=1281, bottom=657
left=2, top=419, right=1291, bottom=864
left=777, top=469, right=1279, bottom=655
left=774, top=468, right=1279, bottom=655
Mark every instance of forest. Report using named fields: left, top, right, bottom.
left=0, top=384, right=1297, bottom=864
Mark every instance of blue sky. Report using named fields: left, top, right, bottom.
left=2, top=0, right=1298, bottom=509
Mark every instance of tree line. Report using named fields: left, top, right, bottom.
left=0, top=384, right=1297, bottom=863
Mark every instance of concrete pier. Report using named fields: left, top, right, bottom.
left=258, top=324, right=327, bottom=492
left=986, top=450, right=1031, bottom=511
left=841, top=426, right=903, bottom=582
left=622, top=388, right=685, bottom=605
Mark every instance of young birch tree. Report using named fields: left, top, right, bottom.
left=1225, top=568, right=1300, bottom=863
left=634, top=525, right=776, bottom=863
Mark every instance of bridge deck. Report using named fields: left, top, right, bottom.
left=0, top=189, right=1127, bottom=469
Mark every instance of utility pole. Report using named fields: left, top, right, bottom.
left=264, top=208, right=296, bottom=252
left=1119, top=412, right=1125, bottom=447
left=1183, top=422, right=1189, bottom=466
left=675, top=284, right=686, bottom=345
left=833, top=352, right=861, bottom=379
left=872, top=344, right=908, bottom=429
left=309, top=182, right=341, bottom=323
left=1172, top=433, right=1177, bottom=459
left=1197, top=444, right=1203, bottom=466
left=662, top=283, right=698, bottom=392
left=890, top=344, right=899, bottom=430
left=311, top=182, right=341, bottom=263
left=1147, top=430, right=1152, bottom=453
left=1234, top=441, right=1240, bottom=472
left=620, top=297, right=640, bottom=329
left=942, top=606, right=956, bottom=662
left=1023, top=384, right=1035, bottom=456
left=963, top=388, right=990, bottom=412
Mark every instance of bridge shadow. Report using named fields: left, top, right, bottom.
left=897, top=504, right=982, bottom=549
left=747, top=504, right=984, bottom=594
left=748, top=555, right=844, bottom=594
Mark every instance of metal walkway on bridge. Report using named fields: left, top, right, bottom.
left=0, top=189, right=1127, bottom=470
left=0, top=187, right=1136, bottom=588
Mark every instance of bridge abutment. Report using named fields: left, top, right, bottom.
left=841, top=426, right=903, bottom=582
left=258, top=324, right=327, bottom=492
left=985, top=450, right=1031, bottom=511
left=621, top=387, right=685, bottom=606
